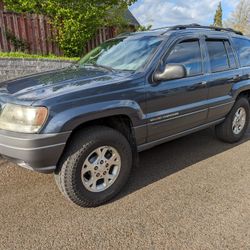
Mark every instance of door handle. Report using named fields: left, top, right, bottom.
left=197, top=81, right=207, bottom=88
left=232, top=75, right=241, bottom=81
left=188, top=81, right=207, bottom=90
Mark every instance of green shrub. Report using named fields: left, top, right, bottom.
left=0, top=51, right=79, bottom=61
left=4, top=0, right=136, bottom=57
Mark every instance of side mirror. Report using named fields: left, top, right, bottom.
left=154, top=64, right=187, bottom=82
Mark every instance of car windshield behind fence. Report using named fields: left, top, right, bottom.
left=78, top=36, right=163, bottom=71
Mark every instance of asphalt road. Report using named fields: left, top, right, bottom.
left=1, top=127, right=250, bottom=250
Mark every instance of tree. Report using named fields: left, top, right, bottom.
left=213, top=1, right=223, bottom=27
left=4, top=0, right=137, bottom=56
left=224, top=0, right=250, bottom=35
left=137, top=24, right=152, bottom=31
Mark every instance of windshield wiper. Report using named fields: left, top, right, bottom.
left=84, top=63, right=115, bottom=72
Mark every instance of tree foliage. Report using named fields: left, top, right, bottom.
left=136, top=24, right=152, bottom=31
left=224, top=0, right=250, bottom=35
left=213, top=1, right=223, bottom=27
left=4, top=0, right=137, bottom=56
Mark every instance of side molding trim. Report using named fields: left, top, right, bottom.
left=137, top=118, right=224, bottom=152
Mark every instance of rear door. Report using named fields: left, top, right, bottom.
left=204, top=37, right=242, bottom=122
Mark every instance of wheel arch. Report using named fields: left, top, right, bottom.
left=236, top=89, right=250, bottom=101
left=232, top=81, right=250, bottom=102
left=56, top=114, right=139, bottom=170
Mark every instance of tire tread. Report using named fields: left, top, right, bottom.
left=54, top=126, right=132, bottom=207
left=215, top=97, right=249, bottom=143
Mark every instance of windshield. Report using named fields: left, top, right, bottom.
left=78, top=36, right=163, bottom=71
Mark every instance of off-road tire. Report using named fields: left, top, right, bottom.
left=54, top=126, right=132, bottom=207
left=215, top=97, right=249, bottom=143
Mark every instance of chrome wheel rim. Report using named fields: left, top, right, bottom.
left=81, top=146, right=121, bottom=192
left=232, top=107, right=246, bottom=135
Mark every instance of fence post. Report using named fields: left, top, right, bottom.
left=39, top=15, right=47, bottom=55
left=0, top=11, right=8, bottom=51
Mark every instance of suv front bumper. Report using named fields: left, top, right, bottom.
left=0, top=130, right=71, bottom=173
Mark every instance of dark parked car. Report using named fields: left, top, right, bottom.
left=0, top=24, right=250, bottom=207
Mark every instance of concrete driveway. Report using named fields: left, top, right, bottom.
left=0, top=127, right=250, bottom=250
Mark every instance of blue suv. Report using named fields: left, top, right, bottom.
left=0, top=24, right=250, bottom=207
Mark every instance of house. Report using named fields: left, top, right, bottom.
left=124, top=9, right=140, bottom=28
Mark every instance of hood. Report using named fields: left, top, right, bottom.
left=0, top=66, right=132, bottom=104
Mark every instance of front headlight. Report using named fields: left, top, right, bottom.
left=0, top=104, right=48, bottom=133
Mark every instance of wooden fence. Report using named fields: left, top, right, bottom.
left=0, top=11, right=117, bottom=56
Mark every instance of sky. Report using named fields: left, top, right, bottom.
left=129, top=0, right=239, bottom=28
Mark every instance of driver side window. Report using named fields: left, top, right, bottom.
left=164, top=40, right=203, bottom=77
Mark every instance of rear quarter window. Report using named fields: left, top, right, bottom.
left=232, top=37, right=250, bottom=67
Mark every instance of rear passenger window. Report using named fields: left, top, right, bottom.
left=232, top=38, right=250, bottom=67
left=164, top=40, right=202, bottom=77
left=206, top=40, right=230, bottom=72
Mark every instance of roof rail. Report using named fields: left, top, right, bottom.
left=150, top=26, right=172, bottom=31
left=158, top=24, right=243, bottom=35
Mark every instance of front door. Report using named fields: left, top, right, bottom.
left=146, top=37, right=208, bottom=142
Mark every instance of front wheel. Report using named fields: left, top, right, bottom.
left=54, top=126, right=132, bottom=207
left=215, top=97, right=249, bottom=143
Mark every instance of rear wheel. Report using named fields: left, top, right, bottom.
left=215, top=97, right=249, bottom=143
left=54, top=126, right=132, bottom=207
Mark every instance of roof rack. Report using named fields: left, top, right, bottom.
left=157, top=24, right=243, bottom=35
left=150, top=26, right=172, bottom=31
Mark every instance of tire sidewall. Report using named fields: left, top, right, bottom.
left=71, top=133, right=132, bottom=203
left=229, top=98, right=249, bottom=141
